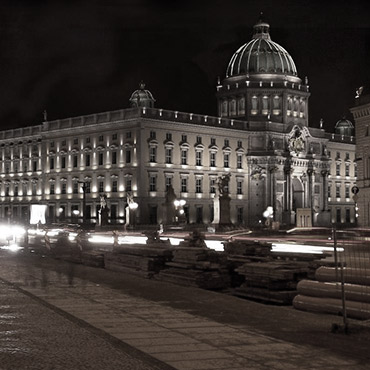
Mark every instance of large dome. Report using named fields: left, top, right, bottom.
left=226, top=18, right=298, bottom=80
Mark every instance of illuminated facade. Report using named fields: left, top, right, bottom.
left=351, top=92, right=370, bottom=226
left=0, top=18, right=356, bottom=228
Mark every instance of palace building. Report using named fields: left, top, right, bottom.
left=0, top=18, right=356, bottom=228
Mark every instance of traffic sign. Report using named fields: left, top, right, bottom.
left=352, top=186, right=359, bottom=194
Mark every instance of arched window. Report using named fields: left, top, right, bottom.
left=238, top=97, right=245, bottom=115
left=262, top=95, right=269, bottom=115
left=251, top=96, right=258, bottom=115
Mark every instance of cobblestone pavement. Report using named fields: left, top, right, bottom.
left=1, top=250, right=370, bottom=370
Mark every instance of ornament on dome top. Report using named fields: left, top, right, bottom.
left=320, top=118, right=324, bottom=129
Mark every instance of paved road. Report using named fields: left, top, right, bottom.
left=0, top=249, right=370, bottom=370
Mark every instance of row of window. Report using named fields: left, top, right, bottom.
left=334, top=163, right=357, bottom=177
left=328, top=183, right=355, bottom=199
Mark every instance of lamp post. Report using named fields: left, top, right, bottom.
left=78, top=181, right=87, bottom=224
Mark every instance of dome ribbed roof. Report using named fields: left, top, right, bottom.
left=226, top=18, right=298, bottom=79
left=335, top=118, right=354, bottom=128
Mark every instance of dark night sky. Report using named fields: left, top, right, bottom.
left=1, top=0, right=370, bottom=132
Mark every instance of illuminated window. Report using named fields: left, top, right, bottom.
left=196, top=178, right=202, bottom=193
left=336, top=184, right=340, bottom=198
left=180, top=149, right=187, bottom=165
left=237, top=179, right=243, bottom=194
left=328, top=183, right=331, bottom=198
left=61, top=183, right=66, bottom=194
left=165, top=176, right=172, bottom=190
left=196, top=151, right=202, bottom=166
left=345, top=184, right=350, bottom=198
left=99, top=181, right=104, bottom=193
left=181, top=178, right=188, bottom=193
left=112, top=180, right=118, bottom=193
left=336, top=163, right=340, bottom=176
left=73, top=182, right=78, bottom=194
left=149, top=175, right=157, bottom=192
left=86, top=182, right=91, bottom=194
left=345, top=164, right=350, bottom=177
left=210, top=178, right=216, bottom=194
left=165, top=148, right=172, bottom=164
left=237, top=154, right=243, bottom=169
left=149, top=147, right=157, bottom=163
left=210, top=152, right=216, bottom=167
left=224, top=153, right=230, bottom=168
left=50, top=184, right=55, bottom=195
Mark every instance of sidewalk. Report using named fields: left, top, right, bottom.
left=1, top=249, right=370, bottom=370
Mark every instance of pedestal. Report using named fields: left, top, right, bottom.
left=219, top=196, right=231, bottom=225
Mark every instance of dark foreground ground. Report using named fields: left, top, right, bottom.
left=0, top=248, right=369, bottom=370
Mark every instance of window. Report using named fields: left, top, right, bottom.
left=126, top=131, right=132, bottom=139
left=5, top=185, right=9, bottom=197
left=345, top=208, right=350, bottom=223
left=86, top=182, right=91, bottom=194
left=50, top=183, right=55, bottom=195
left=336, top=208, right=341, bottom=223
left=126, top=149, right=131, bottom=164
left=336, top=152, right=340, bottom=159
left=149, top=147, right=156, bottom=163
left=196, top=136, right=202, bottom=144
left=345, top=164, right=350, bottom=177
left=150, top=131, right=156, bottom=139
left=224, top=153, right=230, bottom=168
left=181, top=178, right=188, bottom=193
left=98, top=153, right=104, bottom=166
left=99, top=181, right=104, bottom=193
left=196, top=178, right=202, bottom=193
left=73, top=182, right=78, bottom=194
left=237, top=207, right=244, bottom=224
left=50, top=157, right=54, bottom=170
left=165, top=148, right=172, bottom=164
left=74, top=138, right=78, bottom=145
left=14, top=185, right=18, bottom=196
left=345, top=184, right=350, bottom=198
left=14, top=162, right=18, bottom=173
left=336, top=163, right=340, bottom=176
left=23, top=183, right=27, bottom=195
left=112, top=180, right=118, bottom=193
left=73, top=155, right=78, bottom=168
left=210, top=138, right=216, bottom=146
left=237, top=179, right=243, bottom=194
left=181, top=150, right=187, bottom=165
left=85, top=154, right=90, bottom=167
left=33, top=160, right=37, bottom=172
left=237, top=154, right=243, bottom=169
left=181, top=134, right=187, bottom=142
left=224, top=139, right=229, bottom=147
left=196, top=151, right=202, bottom=166
left=99, top=135, right=104, bottom=142
left=336, top=184, right=340, bottom=198
left=50, top=141, right=55, bottom=148
left=345, top=152, right=350, bottom=161
left=165, top=176, right=172, bottom=190
left=166, top=133, right=172, bottom=141
left=149, top=175, right=157, bottom=192
left=61, top=156, right=66, bottom=169
left=125, top=178, right=132, bottom=192
left=355, top=165, right=358, bottom=178
left=210, top=178, right=216, bottom=193
left=112, top=151, right=117, bottom=165
left=112, top=133, right=117, bottom=140
left=328, top=184, right=331, bottom=198
left=62, top=140, right=66, bottom=146
left=86, top=137, right=91, bottom=144
left=61, top=183, right=66, bottom=194
left=237, top=140, right=242, bottom=148
left=210, top=152, right=216, bottom=167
